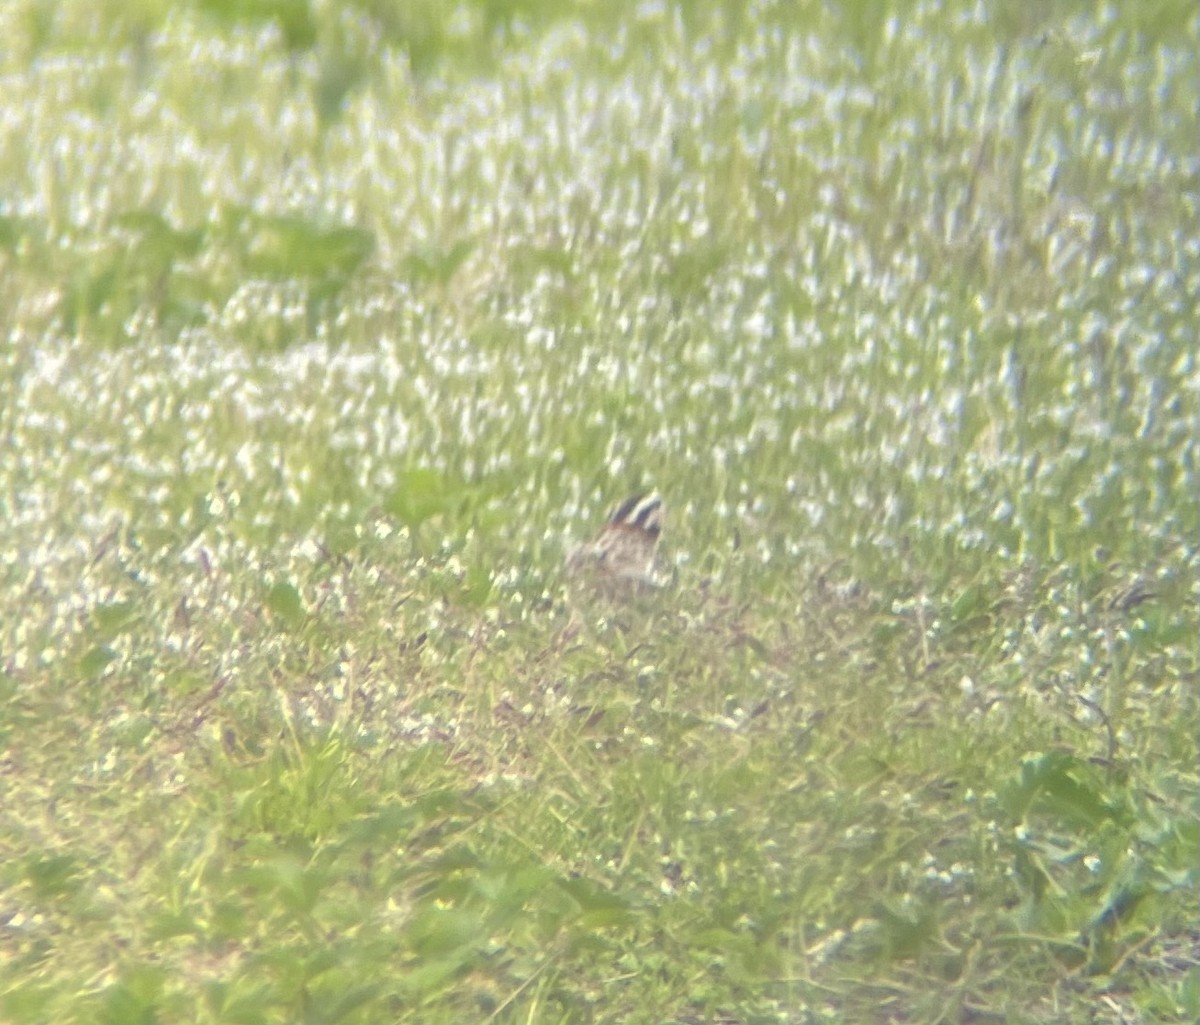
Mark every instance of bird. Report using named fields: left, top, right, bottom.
left=566, top=492, right=664, bottom=589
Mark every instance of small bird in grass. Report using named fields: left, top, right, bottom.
left=566, top=492, right=664, bottom=590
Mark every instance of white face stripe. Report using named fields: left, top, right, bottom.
left=608, top=493, right=663, bottom=536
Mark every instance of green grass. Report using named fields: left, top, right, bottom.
left=1, top=0, right=1197, bottom=1022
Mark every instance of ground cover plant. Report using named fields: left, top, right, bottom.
left=1, top=0, right=1197, bottom=1022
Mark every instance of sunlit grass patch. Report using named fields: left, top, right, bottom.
left=1, top=0, right=1197, bottom=1022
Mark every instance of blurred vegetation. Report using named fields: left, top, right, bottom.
left=0, top=0, right=1196, bottom=1023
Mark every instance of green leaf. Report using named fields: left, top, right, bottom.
left=80, top=645, right=119, bottom=677
left=1001, top=752, right=1129, bottom=829
left=99, top=964, right=167, bottom=1025
left=308, top=983, right=381, bottom=1024
left=0, top=213, right=31, bottom=251
left=0, top=982, right=57, bottom=1022
left=242, top=214, right=373, bottom=283
left=196, top=0, right=317, bottom=50
left=405, top=905, right=483, bottom=958
left=265, top=581, right=305, bottom=627
left=92, top=599, right=138, bottom=636
left=116, top=210, right=205, bottom=266
left=950, top=584, right=983, bottom=622
left=25, top=853, right=82, bottom=900
left=396, top=954, right=471, bottom=1000
left=385, top=468, right=450, bottom=530
left=558, top=876, right=633, bottom=915
left=402, top=238, right=475, bottom=287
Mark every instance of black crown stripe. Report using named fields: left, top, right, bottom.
left=609, top=493, right=662, bottom=536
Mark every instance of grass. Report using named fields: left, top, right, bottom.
left=1, top=0, right=1197, bottom=1022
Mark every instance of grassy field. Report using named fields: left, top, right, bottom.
left=1, top=1, right=1197, bottom=1022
